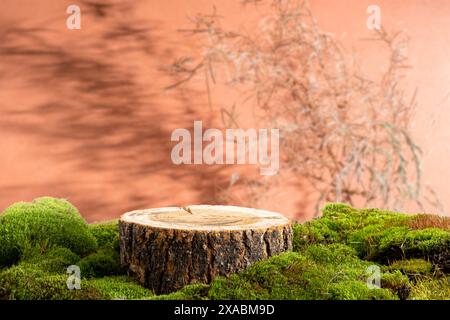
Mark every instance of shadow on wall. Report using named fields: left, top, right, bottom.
left=0, top=0, right=229, bottom=221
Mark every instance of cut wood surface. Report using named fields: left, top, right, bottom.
left=119, top=205, right=292, bottom=294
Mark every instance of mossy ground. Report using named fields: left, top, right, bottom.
left=0, top=199, right=448, bottom=300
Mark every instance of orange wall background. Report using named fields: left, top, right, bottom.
left=0, top=0, right=449, bottom=221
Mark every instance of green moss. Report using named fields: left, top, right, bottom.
left=409, top=276, right=450, bottom=300
left=20, top=247, right=80, bottom=273
left=207, top=245, right=396, bottom=300
left=402, top=229, right=450, bottom=271
left=304, top=242, right=358, bottom=264
left=381, top=271, right=411, bottom=300
left=89, top=276, right=153, bottom=300
left=0, top=265, right=100, bottom=300
left=151, top=284, right=210, bottom=300
left=89, top=221, right=119, bottom=248
left=294, top=203, right=411, bottom=252
left=349, top=226, right=410, bottom=261
left=321, top=204, right=410, bottom=235
left=328, top=280, right=395, bottom=300
left=353, top=227, right=450, bottom=270
left=294, top=204, right=450, bottom=273
left=1, top=200, right=448, bottom=300
left=208, top=251, right=311, bottom=300
left=77, top=247, right=123, bottom=278
left=293, top=222, right=339, bottom=250
left=0, top=264, right=151, bottom=300
left=0, top=197, right=97, bottom=267
left=385, top=259, right=433, bottom=277
left=208, top=274, right=267, bottom=300
left=163, top=240, right=443, bottom=300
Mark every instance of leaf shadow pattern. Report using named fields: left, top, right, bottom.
left=0, top=1, right=228, bottom=221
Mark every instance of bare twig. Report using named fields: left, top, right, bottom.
left=166, top=0, right=442, bottom=215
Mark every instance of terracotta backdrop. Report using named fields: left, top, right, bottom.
left=0, top=0, right=449, bottom=222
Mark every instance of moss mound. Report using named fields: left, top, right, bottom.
left=0, top=197, right=97, bottom=267
left=88, top=276, right=153, bottom=300
left=294, top=203, right=450, bottom=272
left=19, top=247, right=81, bottom=273
left=77, top=247, right=122, bottom=278
left=0, top=265, right=152, bottom=300
left=207, top=245, right=397, bottom=300
left=0, top=265, right=99, bottom=300
left=384, top=259, right=433, bottom=277
left=88, top=221, right=119, bottom=248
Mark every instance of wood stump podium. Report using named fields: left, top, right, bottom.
left=119, top=205, right=292, bottom=294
